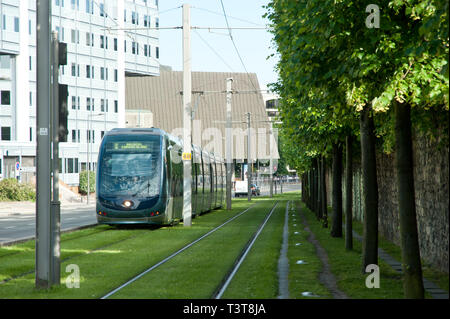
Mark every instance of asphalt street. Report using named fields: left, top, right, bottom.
left=0, top=202, right=97, bottom=245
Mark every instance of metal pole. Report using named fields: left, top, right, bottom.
left=226, top=78, right=233, bottom=210
left=87, top=112, right=90, bottom=205
left=247, top=112, right=251, bottom=202
left=182, top=4, right=192, bottom=226
left=50, top=31, right=61, bottom=286
left=269, top=122, right=273, bottom=198
left=35, top=0, right=52, bottom=289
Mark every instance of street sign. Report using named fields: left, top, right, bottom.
left=16, top=162, right=20, bottom=170
left=182, top=152, right=192, bottom=161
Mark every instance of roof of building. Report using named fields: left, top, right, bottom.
left=125, top=69, right=279, bottom=161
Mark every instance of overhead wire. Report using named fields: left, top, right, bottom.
left=217, top=0, right=260, bottom=94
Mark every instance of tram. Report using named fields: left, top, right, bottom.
left=96, top=128, right=225, bottom=225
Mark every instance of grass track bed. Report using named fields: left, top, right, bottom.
left=0, top=199, right=259, bottom=298
left=109, top=200, right=276, bottom=298
left=220, top=201, right=286, bottom=298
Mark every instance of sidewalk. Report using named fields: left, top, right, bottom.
left=0, top=197, right=96, bottom=217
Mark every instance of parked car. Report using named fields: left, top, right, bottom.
left=250, top=184, right=260, bottom=196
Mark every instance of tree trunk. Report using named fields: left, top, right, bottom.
left=345, top=134, right=353, bottom=250
left=312, top=158, right=319, bottom=217
left=307, top=170, right=312, bottom=209
left=331, top=142, right=343, bottom=237
left=394, top=101, right=424, bottom=299
left=317, top=156, right=324, bottom=221
left=321, top=156, right=328, bottom=228
left=360, top=104, right=379, bottom=272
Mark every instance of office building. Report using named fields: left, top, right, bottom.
left=0, top=0, right=160, bottom=185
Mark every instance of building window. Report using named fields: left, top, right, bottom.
left=114, top=100, right=118, bottom=113
left=87, top=130, right=95, bottom=143
left=114, top=38, right=117, bottom=51
left=1, top=127, right=11, bottom=141
left=71, top=0, right=79, bottom=10
left=114, top=69, right=118, bottom=82
left=156, top=46, right=159, bottom=59
left=1, top=91, right=11, bottom=105
left=71, top=29, right=79, bottom=44
left=86, top=0, right=93, bottom=14
left=14, top=17, right=19, bottom=32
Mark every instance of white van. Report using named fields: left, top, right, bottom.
left=234, top=180, right=248, bottom=197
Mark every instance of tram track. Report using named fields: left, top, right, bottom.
left=100, top=200, right=282, bottom=299
left=212, top=201, right=280, bottom=299
left=100, top=202, right=263, bottom=299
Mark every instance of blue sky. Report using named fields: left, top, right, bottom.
left=158, top=0, right=279, bottom=91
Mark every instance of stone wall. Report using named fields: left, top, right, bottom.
left=327, top=131, right=449, bottom=273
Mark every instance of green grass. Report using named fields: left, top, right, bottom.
left=287, top=200, right=333, bottom=298
left=3, top=190, right=443, bottom=299
left=351, top=218, right=449, bottom=294
left=110, top=199, right=276, bottom=298
left=300, top=203, right=406, bottom=298
left=221, top=200, right=287, bottom=298
left=0, top=198, right=263, bottom=298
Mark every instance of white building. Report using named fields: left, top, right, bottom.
left=261, top=89, right=279, bottom=122
left=0, top=0, right=160, bottom=185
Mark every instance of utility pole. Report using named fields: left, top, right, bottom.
left=35, top=0, right=52, bottom=289
left=269, top=121, right=273, bottom=198
left=50, top=31, right=61, bottom=286
left=182, top=3, right=192, bottom=226
left=225, top=78, right=233, bottom=210
left=247, top=112, right=252, bottom=202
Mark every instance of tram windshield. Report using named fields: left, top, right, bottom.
left=98, top=135, right=162, bottom=197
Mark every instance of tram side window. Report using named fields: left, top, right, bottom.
left=210, top=163, right=214, bottom=193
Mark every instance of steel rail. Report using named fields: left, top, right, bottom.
left=100, top=202, right=258, bottom=299
left=212, top=201, right=280, bottom=299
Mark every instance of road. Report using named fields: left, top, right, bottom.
left=0, top=202, right=97, bottom=245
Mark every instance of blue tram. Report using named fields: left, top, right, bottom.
left=96, top=128, right=225, bottom=225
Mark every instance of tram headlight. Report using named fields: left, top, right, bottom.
left=122, top=200, right=133, bottom=208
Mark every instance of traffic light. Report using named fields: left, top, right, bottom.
left=58, top=84, right=68, bottom=142
left=58, top=42, right=67, bottom=66
left=56, top=41, right=68, bottom=142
